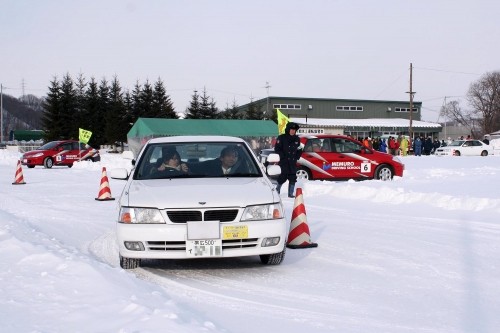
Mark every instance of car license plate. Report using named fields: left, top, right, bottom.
left=222, top=225, right=248, bottom=240
left=186, top=239, right=222, bottom=257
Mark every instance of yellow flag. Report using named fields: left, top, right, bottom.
left=79, top=128, right=92, bottom=144
left=277, top=109, right=289, bottom=134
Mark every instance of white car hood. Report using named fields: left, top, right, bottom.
left=122, top=177, right=278, bottom=209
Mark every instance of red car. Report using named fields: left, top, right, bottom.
left=296, top=135, right=404, bottom=181
left=21, top=140, right=100, bottom=168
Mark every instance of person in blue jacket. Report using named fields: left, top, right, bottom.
left=379, top=138, right=387, bottom=153
left=413, top=137, right=423, bottom=156
left=274, top=122, right=302, bottom=198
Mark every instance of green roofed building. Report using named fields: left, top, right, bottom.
left=11, top=130, right=45, bottom=141
left=127, top=118, right=278, bottom=156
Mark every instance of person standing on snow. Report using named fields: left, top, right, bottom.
left=274, top=122, right=302, bottom=198
left=413, top=136, right=423, bottom=156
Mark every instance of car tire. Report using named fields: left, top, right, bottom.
left=43, top=157, right=54, bottom=168
left=454, top=151, right=461, bottom=156
left=120, top=255, right=140, bottom=269
left=481, top=150, right=488, bottom=156
left=375, top=165, right=393, bottom=181
left=260, top=248, right=286, bottom=265
left=296, top=167, right=311, bottom=181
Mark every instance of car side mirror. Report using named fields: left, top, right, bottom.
left=267, top=153, right=280, bottom=163
left=109, top=168, right=129, bottom=180
left=267, top=164, right=281, bottom=176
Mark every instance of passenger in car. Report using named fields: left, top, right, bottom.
left=204, top=146, right=246, bottom=176
left=154, top=147, right=189, bottom=175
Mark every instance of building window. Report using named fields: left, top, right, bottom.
left=395, top=107, right=418, bottom=112
left=273, top=104, right=302, bottom=110
left=336, top=106, right=363, bottom=111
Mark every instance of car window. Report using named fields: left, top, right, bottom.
left=339, top=138, right=363, bottom=153
left=472, top=140, right=482, bottom=147
left=61, top=143, right=73, bottom=151
left=134, top=142, right=262, bottom=180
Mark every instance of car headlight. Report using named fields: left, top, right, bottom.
left=241, top=203, right=284, bottom=221
left=392, top=156, right=403, bottom=164
left=119, top=207, right=165, bottom=224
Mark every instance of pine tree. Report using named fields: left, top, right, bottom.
left=74, top=73, right=87, bottom=129
left=105, top=76, right=127, bottom=145
left=130, top=81, right=142, bottom=121
left=92, top=78, right=110, bottom=146
left=196, top=87, right=218, bottom=119
left=140, top=80, right=154, bottom=118
left=121, top=91, right=135, bottom=139
left=83, top=77, right=99, bottom=144
left=152, top=78, right=178, bottom=118
left=245, top=99, right=264, bottom=120
left=226, top=99, right=241, bottom=119
left=59, top=73, right=78, bottom=139
left=184, top=90, right=201, bottom=119
left=42, top=77, right=62, bottom=141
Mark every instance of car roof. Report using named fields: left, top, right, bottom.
left=299, top=134, right=353, bottom=139
left=148, top=136, right=246, bottom=144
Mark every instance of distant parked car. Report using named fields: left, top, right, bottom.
left=21, top=140, right=100, bottom=168
left=434, top=140, right=492, bottom=156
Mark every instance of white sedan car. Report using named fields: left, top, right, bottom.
left=110, top=136, right=287, bottom=269
left=435, top=140, right=492, bottom=156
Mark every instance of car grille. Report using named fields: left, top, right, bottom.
left=146, top=238, right=259, bottom=251
left=167, top=209, right=239, bottom=223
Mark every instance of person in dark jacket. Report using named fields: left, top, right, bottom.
left=203, top=146, right=247, bottom=176
left=274, top=122, right=302, bottom=197
left=152, top=146, right=189, bottom=176
left=423, top=137, right=433, bottom=155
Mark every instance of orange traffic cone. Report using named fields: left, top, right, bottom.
left=286, top=187, right=318, bottom=249
left=12, top=160, right=26, bottom=185
left=95, top=167, right=115, bottom=201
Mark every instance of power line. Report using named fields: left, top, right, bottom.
left=413, top=66, right=482, bottom=76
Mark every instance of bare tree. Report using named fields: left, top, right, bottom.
left=441, top=100, right=480, bottom=137
left=467, top=71, right=500, bottom=135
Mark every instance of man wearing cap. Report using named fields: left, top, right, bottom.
left=274, top=122, right=302, bottom=198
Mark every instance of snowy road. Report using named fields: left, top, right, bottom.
left=2, top=151, right=500, bottom=332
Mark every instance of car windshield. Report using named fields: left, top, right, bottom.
left=38, top=141, right=60, bottom=150
left=133, top=141, right=263, bottom=180
left=449, top=140, right=465, bottom=147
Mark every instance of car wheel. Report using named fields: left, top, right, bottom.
left=481, top=150, right=488, bottom=156
left=43, top=157, right=54, bottom=168
left=260, top=248, right=286, bottom=265
left=375, top=165, right=393, bottom=181
left=454, top=151, right=461, bottom=156
left=296, top=167, right=311, bottom=180
left=120, top=255, right=140, bottom=269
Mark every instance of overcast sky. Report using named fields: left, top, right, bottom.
left=2, top=0, right=499, bottom=121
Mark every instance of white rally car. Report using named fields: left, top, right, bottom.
left=110, top=136, right=287, bottom=269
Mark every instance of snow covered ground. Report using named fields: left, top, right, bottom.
left=1, top=148, right=500, bottom=333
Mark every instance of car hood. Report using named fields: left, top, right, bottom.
left=122, top=177, right=278, bottom=208
left=23, top=149, right=45, bottom=156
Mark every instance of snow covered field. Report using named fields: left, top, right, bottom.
left=1, top=149, right=500, bottom=333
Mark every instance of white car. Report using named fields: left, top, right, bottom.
left=111, top=136, right=286, bottom=269
left=434, top=139, right=492, bottom=156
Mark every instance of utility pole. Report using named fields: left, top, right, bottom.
left=406, top=63, right=415, bottom=139
left=264, top=81, right=271, bottom=116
